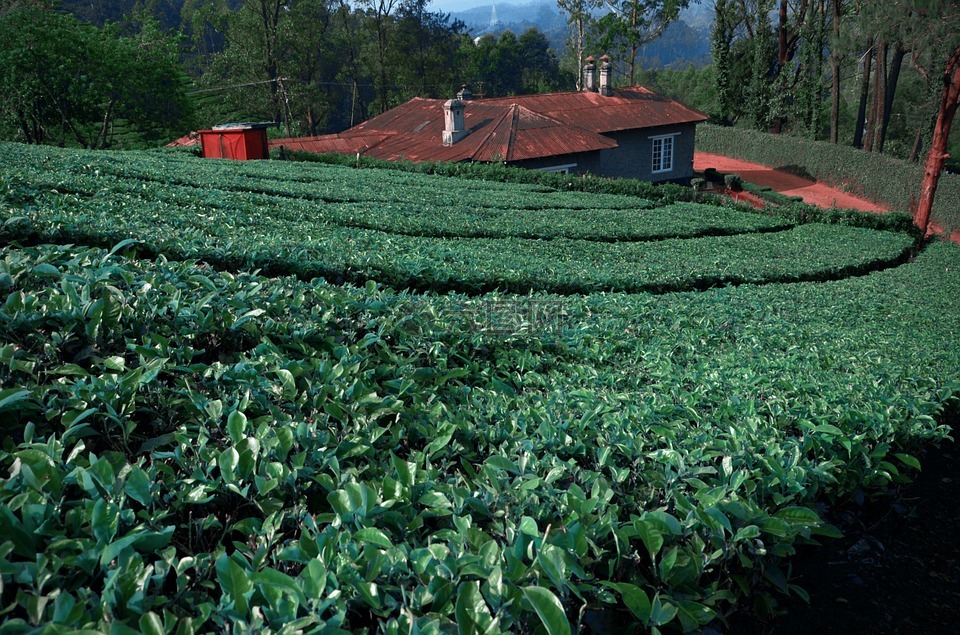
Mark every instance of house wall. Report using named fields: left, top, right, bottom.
left=598, top=123, right=698, bottom=183
left=510, top=151, right=603, bottom=175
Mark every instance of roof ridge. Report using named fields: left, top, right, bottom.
left=505, top=104, right=520, bottom=162
left=471, top=105, right=516, bottom=162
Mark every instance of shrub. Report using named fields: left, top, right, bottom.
left=724, top=173, right=743, bottom=191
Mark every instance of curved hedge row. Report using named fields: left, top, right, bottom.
left=695, top=123, right=960, bottom=233
left=0, top=144, right=916, bottom=296
left=3, top=188, right=913, bottom=295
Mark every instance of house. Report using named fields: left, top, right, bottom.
left=272, top=57, right=708, bottom=184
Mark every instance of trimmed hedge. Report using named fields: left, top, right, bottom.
left=276, top=147, right=918, bottom=237
left=278, top=147, right=696, bottom=204
left=696, top=124, right=960, bottom=233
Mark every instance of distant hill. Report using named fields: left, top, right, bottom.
left=452, top=1, right=710, bottom=69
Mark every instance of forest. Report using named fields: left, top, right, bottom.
left=1, top=1, right=959, bottom=197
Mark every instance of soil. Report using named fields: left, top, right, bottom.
left=694, top=152, right=891, bottom=213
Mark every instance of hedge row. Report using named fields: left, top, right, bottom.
left=278, top=147, right=919, bottom=236
left=279, top=148, right=696, bottom=204
left=695, top=124, right=960, bottom=233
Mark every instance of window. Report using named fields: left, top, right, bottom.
left=539, top=163, right=577, bottom=174
left=651, top=135, right=674, bottom=173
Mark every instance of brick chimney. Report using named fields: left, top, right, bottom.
left=457, top=84, right=473, bottom=101
left=599, top=55, right=613, bottom=96
left=582, top=56, right=597, bottom=92
left=442, top=98, right=468, bottom=146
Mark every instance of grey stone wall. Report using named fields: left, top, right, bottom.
left=598, top=123, right=698, bottom=183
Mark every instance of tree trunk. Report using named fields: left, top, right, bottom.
left=96, top=100, right=115, bottom=150
left=829, top=0, right=841, bottom=143
left=877, top=43, right=906, bottom=153
left=16, top=108, right=36, bottom=144
left=777, top=0, right=789, bottom=68
left=914, top=51, right=960, bottom=233
left=864, top=40, right=886, bottom=152
left=853, top=41, right=873, bottom=148
left=910, top=124, right=924, bottom=162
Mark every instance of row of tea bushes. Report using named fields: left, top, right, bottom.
left=1, top=240, right=958, bottom=633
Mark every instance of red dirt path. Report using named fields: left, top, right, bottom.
left=694, top=152, right=889, bottom=213
left=694, top=152, right=960, bottom=244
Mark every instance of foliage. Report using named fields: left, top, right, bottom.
left=1, top=143, right=959, bottom=633
left=696, top=123, right=960, bottom=233
left=591, top=1, right=688, bottom=85
left=0, top=6, right=194, bottom=148
left=0, top=143, right=918, bottom=296
left=0, top=231, right=957, bottom=632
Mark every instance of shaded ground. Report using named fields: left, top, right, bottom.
left=691, top=151, right=960, bottom=631
left=730, top=419, right=960, bottom=634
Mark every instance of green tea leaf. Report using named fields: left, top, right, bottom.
left=226, top=410, right=247, bottom=444
left=216, top=554, right=253, bottom=616
left=522, top=586, right=570, bottom=635
left=353, top=527, right=393, bottom=549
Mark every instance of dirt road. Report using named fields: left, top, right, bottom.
left=694, top=152, right=889, bottom=213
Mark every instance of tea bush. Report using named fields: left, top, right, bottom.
left=1, top=142, right=958, bottom=633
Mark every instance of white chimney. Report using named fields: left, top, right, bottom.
left=583, top=56, right=597, bottom=92
left=442, top=98, right=468, bottom=146
left=599, top=55, right=613, bottom=96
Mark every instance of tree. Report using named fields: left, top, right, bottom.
left=829, top=0, right=842, bottom=142
left=517, top=28, right=563, bottom=94
left=0, top=5, right=194, bottom=147
left=391, top=0, right=465, bottom=100
left=557, top=0, right=597, bottom=90
left=712, top=0, right=736, bottom=124
left=910, top=1, right=960, bottom=233
left=594, top=0, right=687, bottom=85
left=359, top=0, right=401, bottom=114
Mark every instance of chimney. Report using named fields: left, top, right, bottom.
left=599, top=55, right=613, bottom=96
left=582, top=56, right=597, bottom=92
left=457, top=84, right=473, bottom=101
left=442, top=98, right=468, bottom=146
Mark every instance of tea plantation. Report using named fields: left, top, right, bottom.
left=0, top=142, right=958, bottom=634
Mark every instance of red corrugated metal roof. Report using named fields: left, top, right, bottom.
left=268, top=86, right=705, bottom=164
left=166, top=131, right=200, bottom=147
left=274, top=132, right=390, bottom=155
left=482, top=86, right=708, bottom=133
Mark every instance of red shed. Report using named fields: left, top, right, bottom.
left=199, top=123, right=273, bottom=160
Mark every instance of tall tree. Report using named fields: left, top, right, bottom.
left=0, top=5, right=194, bottom=147
left=517, top=27, right=562, bottom=94
left=852, top=38, right=873, bottom=147
left=391, top=0, right=464, bottom=100
left=748, top=0, right=776, bottom=130
left=910, top=1, right=960, bottom=233
left=360, top=0, right=401, bottom=114
left=829, top=0, right=842, bottom=143
left=712, top=0, right=736, bottom=124
left=594, top=0, right=687, bottom=85
left=557, top=0, right=597, bottom=90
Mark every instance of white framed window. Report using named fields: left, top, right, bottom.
left=651, top=135, right=674, bottom=173
left=539, top=163, right=577, bottom=174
